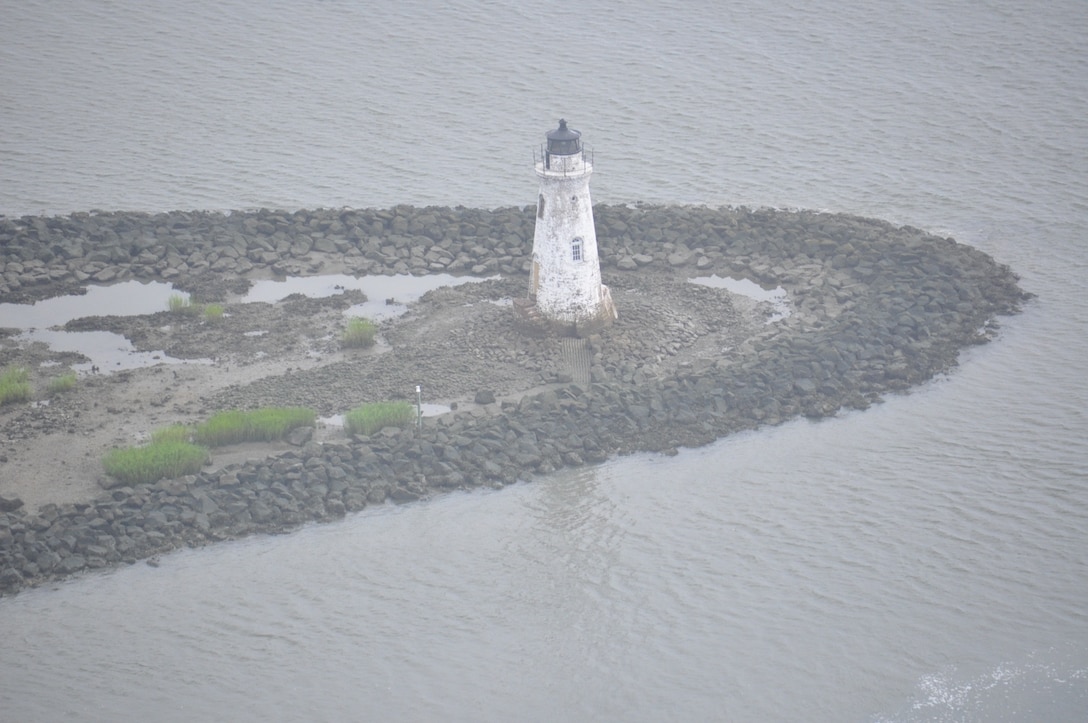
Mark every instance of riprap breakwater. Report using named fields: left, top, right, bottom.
left=0, top=205, right=1030, bottom=596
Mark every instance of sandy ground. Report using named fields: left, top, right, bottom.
left=1, top=348, right=335, bottom=512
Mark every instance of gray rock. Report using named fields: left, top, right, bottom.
left=144, top=511, right=168, bottom=529
left=0, top=496, right=23, bottom=512
left=59, top=554, right=86, bottom=574
left=794, top=378, right=817, bottom=394
left=0, top=568, right=24, bottom=587
left=389, top=487, right=420, bottom=502
left=667, top=251, right=693, bottom=267
left=193, top=493, right=219, bottom=514
left=287, top=426, right=314, bottom=446
left=250, top=501, right=274, bottom=523
left=35, top=550, right=61, bottom=572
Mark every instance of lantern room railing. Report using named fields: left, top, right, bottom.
left=534, top=146, right=594, bottom=175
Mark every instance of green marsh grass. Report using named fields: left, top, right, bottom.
left=342, top=317, right=377, bottom=348
left=168, top=294, right=200, bottom=316
left=102, top=441, right=208, bottom=486
left=203, top=303, right=225, bottom=322
left=193, top=407, right=316, bottom=447
left=344, top=401, right=416, bottom=436
left=103, top=408, right=315, bottom=484
left=46, top=371, right=78, bottom=396
left=0, top=366, right=31, bottom=405
left=150, top=424, right=193, bottom=445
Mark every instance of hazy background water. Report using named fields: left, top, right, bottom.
left=2, top=0, right=1087, bottom=720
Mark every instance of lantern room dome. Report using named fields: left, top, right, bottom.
left=546, top=119, right=581, bottom=156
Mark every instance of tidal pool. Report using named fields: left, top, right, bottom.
left=689, top=274, right=790, bottom=323
left=0, top=280, right=200, bottom=371
left=241, top=273, right=496, bottom=321
left=0, top=274, right=497, bottom=371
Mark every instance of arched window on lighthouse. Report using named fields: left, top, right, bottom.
left=571, top=237, right=584, bottom=262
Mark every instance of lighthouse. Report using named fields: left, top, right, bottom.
left=517, top=119, right=616, bottom=336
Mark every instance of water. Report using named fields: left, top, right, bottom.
left=0, top=280, right=204, bottom=370
left=0, top=274, right=493, bottom=368
left=2, top=0, right=1087, bottom=720
left=241, top=272, right=495, bottom=320
left=690, top=274, right=791, bottom=322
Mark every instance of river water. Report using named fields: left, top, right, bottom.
left=2, top=1, right=1086, bottom=720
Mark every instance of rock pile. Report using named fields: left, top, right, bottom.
left=0, top=205, right=1030, bottom=595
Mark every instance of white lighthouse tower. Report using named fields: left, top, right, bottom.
left=518, top=119, right=616, bottom=336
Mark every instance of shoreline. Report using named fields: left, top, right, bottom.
left=0, top=204, right=1030, bottom=597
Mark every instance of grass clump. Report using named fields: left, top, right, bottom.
left=150, top=424, right=193, bottom=445
left=103, top=408, right=315, bottom=484
left=203, top=303, right=225, bottom=322
left=46, top=371, right=78, bottom=396
left=102, top=441, right=208, bottom=486
left=168, top=294, right=201, bottom=316
left=342, top=317, right=377, bottom=349
left=0, top=366, right=31, bottom=406
left=193, top=407, right=316, bottom=447
left=344, top=401, right=416, bottom=436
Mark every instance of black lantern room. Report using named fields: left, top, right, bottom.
left=545, top=119, right=582, bottom=156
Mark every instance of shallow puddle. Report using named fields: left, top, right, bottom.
left=242, top=273, right=496, bottom=321
left=689, top=274, right=790, bottom=322
left=0, top=280, right=201, bottom=371
left=19, top=329, right=212, bottom=373
left=0, top=275, right=497, bottom=372
left=0, top=279, right=186, bottom=328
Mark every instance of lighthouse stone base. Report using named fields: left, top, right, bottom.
left=513, top=289, right=616, bottom=338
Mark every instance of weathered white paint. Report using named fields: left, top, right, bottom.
left=529, top=122, right=616, bottom=330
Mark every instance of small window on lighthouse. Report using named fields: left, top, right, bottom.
left=571, top=237, right=584, bottom=262
left=537, top=194, right=545, bottom=219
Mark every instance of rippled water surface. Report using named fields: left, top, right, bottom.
left=2, top=0, right=1087, bottom=720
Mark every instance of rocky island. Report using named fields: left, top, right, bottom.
left=0, top=204, right=1030, bottom=596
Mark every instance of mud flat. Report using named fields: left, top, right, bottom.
left=0, top=204, right=1030, bottom=596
